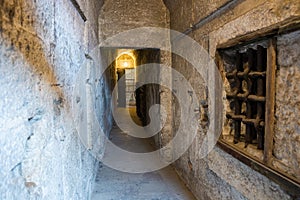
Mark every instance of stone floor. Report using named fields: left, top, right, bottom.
left=91, top=108, right=196, bottom=200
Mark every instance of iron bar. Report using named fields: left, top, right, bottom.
left=225, top=46, right=267, bottom=149
left=256, top=46, right=266, bottom=150
left=233, top=52, right=243, bottom=144
left=245, top=49, right=254, bottom=146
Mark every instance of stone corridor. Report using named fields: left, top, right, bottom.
left=1, top=0, right=299, bottom=199
left=91, top=108, right=195, bottom=200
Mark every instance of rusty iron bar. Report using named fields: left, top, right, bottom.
left=237, top=68, right=250, bottom=77
left=226, top=89, right=239, bottom=99
left=226, top=112, right=245, bottom=120
left=226, top=69, right=237, bottom=79
left=249, top=71, right=266, bottom=77
left=225, top=46, right=267, bottom=150
left=245, top=49, right=254, bottom=146
left=248, top=95, right=266, bottom=102
left=233, top=52, right=243, bottom=144
left=238, top=55, right=252, bottom=101
left=242, top=118, right=265, bottom=126
left=256, top=46, right=266, bottom=150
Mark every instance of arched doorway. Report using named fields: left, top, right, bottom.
left=116, top=52, right=136, bottom=107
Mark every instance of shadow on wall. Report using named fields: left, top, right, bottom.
left=0, top=0, right=66, bottom=110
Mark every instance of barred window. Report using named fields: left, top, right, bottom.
left=216, top=36, right=300, bottom=197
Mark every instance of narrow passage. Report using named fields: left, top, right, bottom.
left=91, top=108, right=196, bottom=200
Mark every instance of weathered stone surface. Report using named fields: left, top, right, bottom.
left=192, top=0, right=231, bottom=24
left=0, top=0, right=111, bottom=199
left=164, top=0, right=300, bottom=199
left=274, top=30, right=300, bottom=180
left=163, top=0, right=193, bottom=32
left=207, top=148, right=291, bottom=200
left=99, top=0, right=169, bottom=40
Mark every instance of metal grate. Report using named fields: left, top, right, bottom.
left=225, top=46, right=267, bottom=150
left=218, top=37, right=300, bottom=197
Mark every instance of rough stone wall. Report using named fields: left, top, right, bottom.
left=0, top=0, right=111, bottom=199
left=99, top=0, right=169, bottom=40
left=135, top=49, right=160, bottom=126
left=274, top=30, right=300, bottom=180
left=164, top=0, right=300, bottom=199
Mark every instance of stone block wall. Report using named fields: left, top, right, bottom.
left=0, top=0, right=112, bottom=199
left=274, top=30, right=300, bottom=181
left=164, top=0, right=300, bottom=199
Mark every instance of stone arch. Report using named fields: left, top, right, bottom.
left=116, top=52, right=136, bottom=69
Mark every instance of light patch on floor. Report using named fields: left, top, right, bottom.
left=91, top=108, right=196, bottom=200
